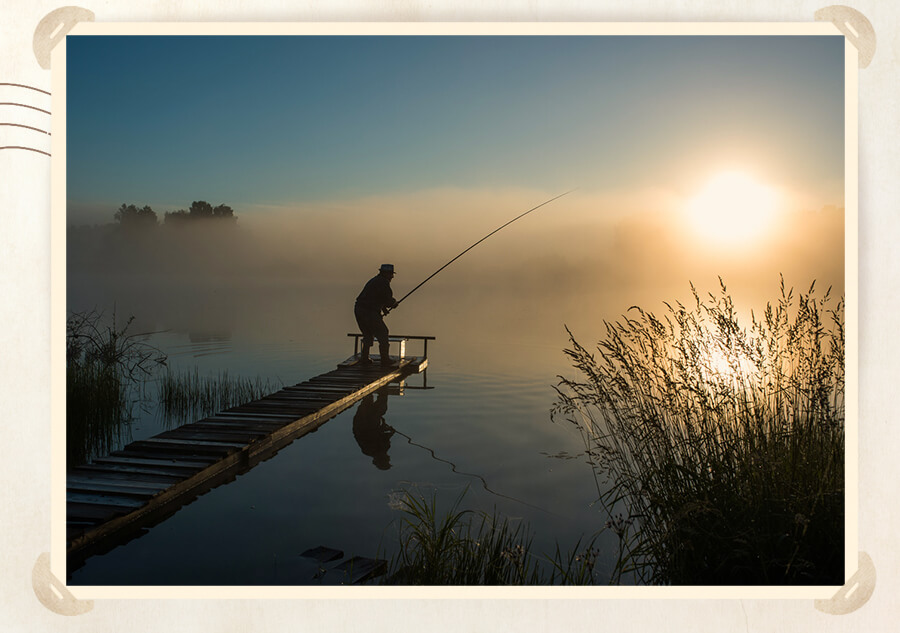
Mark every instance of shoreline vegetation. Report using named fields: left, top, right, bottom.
left=67, top=277, right=845, bottom=585
left=378, top=279, right=845, bottom=585
left=66, top=309, right=280, bottom=464
left=66, top=309, right=167, bottom=466
left=381, top=489, right=601, bottom=585
left=158, top=368, right=282, bottom=429
left=553, top=278, right=845, bottom=585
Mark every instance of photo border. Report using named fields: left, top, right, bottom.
left=51, top=20, right=858, bottom=600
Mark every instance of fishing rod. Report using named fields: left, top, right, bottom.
left=386, top=189, right=576, bottom=313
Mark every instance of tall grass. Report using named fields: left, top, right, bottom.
left=157, top=368, right=282, bottom=426
left=553, top=278, right=845, bottom=585
left=66, top=309, right=166, bottom=465
left=382, top=489, right=601, bottom=585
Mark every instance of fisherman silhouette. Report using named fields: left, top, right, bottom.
left=352, top=390, right=394, bottom=470
left=354, top=264, right=399, bottom=366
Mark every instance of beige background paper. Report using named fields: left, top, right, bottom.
left=1, top=0, right=896, bottom=629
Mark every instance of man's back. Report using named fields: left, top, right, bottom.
left=356, top=274, right=393, bottom=311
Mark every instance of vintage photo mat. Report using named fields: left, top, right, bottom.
left=48, top=20, right=858, bottom=602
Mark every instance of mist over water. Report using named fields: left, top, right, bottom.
left=68, top=190, right=845, bottom=358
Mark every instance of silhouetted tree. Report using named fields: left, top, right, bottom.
left=189, top=200, right=214, bottom=219
left=163, top=209, right=190, bottom=226
left=114, top=204, right=157, bottom=228
left=164, top=201, right=238, bottom=226
left=212, top=204, right=236, bottom=221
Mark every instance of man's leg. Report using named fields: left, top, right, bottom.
left=355, top=307, right=374, bottom=363
left=374, top=318, right=394, bottom=367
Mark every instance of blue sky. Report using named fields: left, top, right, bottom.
left=66, top=34, right=844, bottom=224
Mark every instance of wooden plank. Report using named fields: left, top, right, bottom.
left=158, top=424, right=268, bottom=438
left=239, top=396, right=340, bottom=410
left=68, top=481, right=161, bottom=497
left=189, top=421, right=287, bottom=433
left=216, top=413, right=309, bottom=422
left=67, top=476, right=170, bottom=493
left=196, top=414, right=283, bottom=424
left=118, top=447, right=237, bottom=462
left=110, top=449, right=220, bottom=465
left=74, top=463, right=199, bottom=479
left=252, top=394, right=335, bottom=404
left=77, top=460, right=200, bottom=477
left=279, top=383, right=355, bottom=390
left=332, top=556, right=388, bottom=584
left=300, top=546, right=344, bottom=563
left=278, top=382, right=357, bottom=390
left=279, top=375, right=362, bottom=393
left=311, top=371, right=377, bottom=378
left=67, top=503, right=125, bottom=522
left=215, top=407, right=300, bottom=415
left=255, top=401, right=334, bottom=410
left=157, top=428, right=268, bottom=443
left=137, top=437, right=247, bottom=449
left=94, top=455, right=212, bottom=470
left=67, top=492, right=145, bottom=509
left=202, top=414, right=290, bottom=425
left=264, top=399, right=345, bottom=407
left=233, top=400, right=331, bottom=411
left=125, top=442, right=242, bottom=459
left=217, top=409, right=302, bottom=419
left=222, top=406, right=315, bottom=417
left=263, top=392, right=348, bottom=401
left=314, top=381, right=378, bottom=387
left=68, top=474, right=175, bottom=489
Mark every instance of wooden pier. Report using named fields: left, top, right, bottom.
left=66, top=336, right=433, bottom=569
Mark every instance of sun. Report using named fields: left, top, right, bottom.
left=686, top=171, right=779, bottom=245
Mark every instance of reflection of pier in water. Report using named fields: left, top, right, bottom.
left=65, top=335, right=433, bottom=571
left=351, top=352, right=434, bottom=471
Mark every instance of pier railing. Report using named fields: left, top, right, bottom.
left=347, top=333, right=435, bottom=361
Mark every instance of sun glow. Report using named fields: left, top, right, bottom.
left=687, top=171, right=779, bottom=245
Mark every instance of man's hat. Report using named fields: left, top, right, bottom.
left=379, top=264, right=395, bottom=274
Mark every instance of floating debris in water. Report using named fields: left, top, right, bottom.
left=387, top=490, right=408, bottom=511
left=539, top=451, right=579, bottom=461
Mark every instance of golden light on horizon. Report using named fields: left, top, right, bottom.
left=686, top=171, right=780, bottom=245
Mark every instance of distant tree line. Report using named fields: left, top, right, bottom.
left=113, top=200, right=238, bottom=228
left=69, top=199, right=246, bottom=276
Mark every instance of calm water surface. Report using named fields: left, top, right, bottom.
left=68, top=281, right=620, bottom=585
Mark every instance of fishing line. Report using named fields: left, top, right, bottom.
left=388, top=189, right=576, bottom=312
left=392, top=427, right=559, bottom=517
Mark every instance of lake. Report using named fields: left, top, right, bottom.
left=66, top=273, right=624, bottom=585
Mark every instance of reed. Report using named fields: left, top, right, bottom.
left=382, top=489, right=601, bottom=585
left=67, top=360, right=130, bottom=465
left=157, top=367, right=282, bottom=426
left=553, top=278, right=845, bottom=585
left=66, top=309, right=166, bottom=465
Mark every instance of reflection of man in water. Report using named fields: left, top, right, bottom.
left=354, top=264, right=399, bottom=366
left=352, top=390, right=395, bottom=470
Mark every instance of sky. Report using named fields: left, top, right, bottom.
left=66, top=33, right=847, bottom=333
left=66, top=35, right=844, bottom=222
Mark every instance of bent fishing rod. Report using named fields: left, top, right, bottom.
left=385, top=189, right=576, bottom=314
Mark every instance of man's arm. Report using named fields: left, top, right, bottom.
left=381, top=277, right=398, bottom=310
